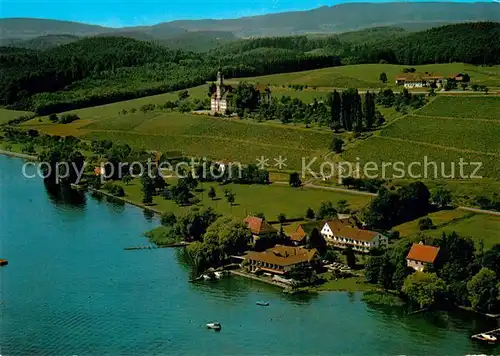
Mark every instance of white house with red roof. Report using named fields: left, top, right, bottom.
left=320, top=218, right=388, bottom=253
left=406, top=242, right=440, bottom=271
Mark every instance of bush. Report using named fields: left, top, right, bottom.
left=59, top=113, right=80, bottom=124
left=419, top=217, right=434, bottom=231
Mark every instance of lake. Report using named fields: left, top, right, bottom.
left=0, top=155, right=497, bottom=355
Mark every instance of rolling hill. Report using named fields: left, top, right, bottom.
left=1, top=2, right=499, bottom=40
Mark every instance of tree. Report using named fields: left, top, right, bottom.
left=178, top=90, right=189, bottom=100
left=307, top=228, right=327, bottom=254
left=305, top=207, right=315, bottom=219
left=161, top=212, right=177, bottom=227
left=467, top=268, right=499, bottom=312
left=316, top=201, right=337, bottom=219
left=208, top=186, right=216, bottom=200
left=482, top=244, right=500, bottom=277
left=254, top=212, right=266, bottom=220
left=365, top=256, right=384, bottom=284
left=203, top=216, right=251, bottom=258
left=49, top=113, right=59, bottom=122
left=162, top=186, right=172, bottom=200
left=330, top=137, right=344, bottom=153
left=402, top=272, right=446, bottom=308
left=336, top=199, right=350, bottom=214
left=122, top=175, right=132, bottom=185
left=432, top=186, right=452, bottom=208
left=378, top=255, right=395, bottom=290
left=289, top=263, right=316, bottom=286
left=343, top=246, right=357, bottom=268
left=289, top=172, right=302, bottom=187
left=379, top=72, right=388, bottom=83
left=277, top=213, right=287, bottom=225
left=233, top=82, right=260, bottom=112
left=328, top=90, right=341, bottom=130
left=419, top=217, right=434, bottom=231
left=363, top=91, right=376, bottom=129
left=392, top=261, right=414, bottom=291
left=226, top=192, right=235, bottom=206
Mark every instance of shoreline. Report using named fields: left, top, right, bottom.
left=90, top=188, right=164, bottom=215
left=0, top=149, right=38, bottom=161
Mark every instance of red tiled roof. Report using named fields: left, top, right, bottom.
left=246, top=245, right=317, bottom=267
left=407, top=243, right=440, bottom=264
left=243, top=216, right=278, bottom=235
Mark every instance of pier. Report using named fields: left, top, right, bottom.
left=471, top=328, right=500, bottom=343
left=124, top=242, right=188, bottom=250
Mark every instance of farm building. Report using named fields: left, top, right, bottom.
left=243, top=215, right=278, bottom=244
left=406, top=242, right=440, bottom=272
left=395, top=72, right=470, bottom=88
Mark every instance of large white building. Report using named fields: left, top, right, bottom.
left=320, top=219, right=388, bottom=253
left=211, top=71, right=233, bottom=114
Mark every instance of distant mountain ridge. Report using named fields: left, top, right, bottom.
left=1, top=2, right=499, bottom=40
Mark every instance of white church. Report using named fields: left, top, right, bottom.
left=210, top=71, right=233, bottom=114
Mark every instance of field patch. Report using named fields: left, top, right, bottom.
left=342, top=136, right=500, bottom=179
left=427, top=214, right=500, bottom=250
left=381, top=115, right=500, bottom=155
left=82, top=130, right=322, bottom=170
left=132, top=113, right=333, bottom=152
left=237, top=63, right=500, bottom=89
left=394, top=209, right=472, bottom=237
left=417, top=96, right=500, bottom=120
left=118, top=179, right=372, bottom=219
left=0, top=109, right=33, bottom=125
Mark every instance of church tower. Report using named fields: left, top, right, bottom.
left=216, top=70, right=223, bottom=100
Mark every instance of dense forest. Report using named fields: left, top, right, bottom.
left=1, top=22, right=499, bottom=114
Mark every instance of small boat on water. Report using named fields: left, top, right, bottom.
left=206, top=322, right=222, bottom=330
left=256, top=301, right=269, bottom=306
left=0, top=259, right=8, bottom=266
left=480, top=333, right=497, bottom=342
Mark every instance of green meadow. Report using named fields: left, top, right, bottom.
left=395, top=211, right=500, bottom=250
left=238, top=63, right=500, bottom=89
left=0, top=108, right=33, bottom=125
left=115, top=179, right=372, bottom=220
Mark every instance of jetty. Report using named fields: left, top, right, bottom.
left=124, top=242, right=188, bottom=250
left=471, top=328, right=500, bottom=343
left=0, top=259, right=8, bottom=266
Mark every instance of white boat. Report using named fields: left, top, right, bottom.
left=480, top=333, right=497, bottom=341
left=206, top=322, right=222, bottom=330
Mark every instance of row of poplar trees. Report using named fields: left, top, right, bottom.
left=327, top=89, right=377, bottom=132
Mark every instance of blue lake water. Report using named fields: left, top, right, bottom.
left=0, top=155, right=497, bottom=355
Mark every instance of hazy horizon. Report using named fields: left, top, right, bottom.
left=0, top=0, right=493, bottom=28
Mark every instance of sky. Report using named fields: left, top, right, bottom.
left=0, top=0, right=490, bottom=27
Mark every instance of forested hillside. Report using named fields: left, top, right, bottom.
left=1, top=22, right=499, bottom=114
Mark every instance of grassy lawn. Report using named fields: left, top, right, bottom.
left=114, top=179, right=373, bottom=219
left=393, top=209, right=473, bottom=237
left=426, top=213, right=500, bottom=250
left=314, top=273, right=375, bottom=292
left=417, top=96, right=500, bottom=119
left=381, top=115, right=500, bottom=155
left=0, top=108, right=33, bottom=125
left=393, top=210, right=500, bottom=250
